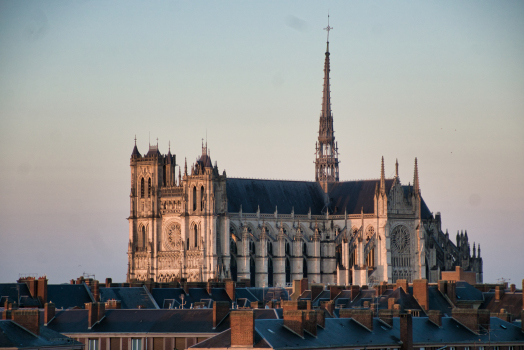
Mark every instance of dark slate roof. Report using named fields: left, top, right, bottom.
left=329, top=179, right=393, bottom=215
left=410, top=317, right=524, bottom=345
left=455, top=281, right=484, bottom=302
left=376, top=288, right=422, bottom=310
left=226, top=179, right=326, bottom=215
left=225, top=177, right=434, bottom=218
left=46, top=309, right=231, bottom=335
left=0, top=320, right=81, bottom=349
left=256, top=318, right=400, bottom=349
left=131, top=145, right=141, bottom=158
left=480, top=291, right=523, bottom=318
left=151, top=288, right=186, bottom=309
left=191, top=328, right=270, bottom=348
left=99, top=287, right=157, bottom=309
left=0, top=284, right=40, bottom=308
left=235, top=288, right=260, bottom=303
left=193, top=317, right=524, bottom=349
left=47, top=284, right=93, bottom=309
left=151, top=288, right=232, bottom=310
left=427, top=285, right=453, bottom=316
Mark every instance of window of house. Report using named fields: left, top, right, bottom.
left=88, top=339, right=99, bottom=350
left=131, top=338, right=142, bottom=350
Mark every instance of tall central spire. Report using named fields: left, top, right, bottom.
left=315, top=15, right=339, bottom=191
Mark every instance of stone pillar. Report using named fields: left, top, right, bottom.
left=308, top=233, right=321, bottom=284
left=256, top=228, right=268, bottom=287
left=273, top=227, right=286, bottom=287
left=237, top=226, right=250, bottom=280
left=291, top=229, right=304, bottom=282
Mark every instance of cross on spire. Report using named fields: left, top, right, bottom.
left=324, top=14, right=333, bottom=43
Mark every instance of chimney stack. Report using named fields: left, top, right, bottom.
left=85, top=302, right=105, bottom=329
left=283, top=310, right=304, bottom=338
left=44, top=302, right=55, bottom=325
left=427, top=310, right=442, bottom=327
left=413, top=279, right=429, bottom=310
left=452, top=308, right=490, bottom=334
left=225, top=280, right=235, bottom=302
left=400, top=313, right=413, bottom=350
left=396, top=279, right=409, bottom=293
left=329, top=285, right=343, bottom=300
left=12, top=309, right=40, bottom=336
left=213, top=301, right=230, bottom=329
left=230, top=310, right=255, bottom=347
left=105, top=278, right=113, bottom=288
left=378, top=309, right=394, bottom=327
left=105, top=299, right=121, bottom=309
left=495, top=286, right=504, bottom=302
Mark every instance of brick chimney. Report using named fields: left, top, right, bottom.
left=316, top=310, right=325, bottom=329
left=105, top=278, right=112, bottom=288
left=105, top=300, right=121, bottom=309
left=495, top=286, right=504, bottom=302
left=329, top=285, right=343, bottom=300
left=377, top=281, right=388, bottom=296
left=12, top=309, right=40, bottom=336
left=447, top=281, right=456, bottom=304
left=18, top=277, right=37, bottom=299
left=396, top=279, right=409, bottom=293
left=452, top=308, right=490, bottom=334
left=400, top=313, right=413, bottom=350
left=85, top=302, right=105, bottom=329
left=320, top=300, right=334, bottom=317
left=510, top=284, right=516, bottom=293
left=231, top=310, right=255, bottom=347
left=311, top=284, right=324, bottom=301
left=413, top=279, right=429, bottom=310
left=283, top=310, right=304, bottom=338
left=92, top=280, right=100, bottom=302
left=349, top=285, right=360, bottom=300
left=300, top=278, right=308, bottom=294
left=388, top=297, right=396, bottom=309
left=493, top=309, right=511, bottom=322
left=427, top=310, right=442, bottom=327
left=213, top=301, right=230, bottom=329
left=303, top=310, right=317, bottom=337
left=44, top=302, right=55, bottom=325
left=36, top=277, right=48, bottom=305
left=378, top=309, right=394, bottom=327
left=282, top=300, right=307, bottom=311
left=225, top=280, right=235, bottom=302
left=350, top=309, right=373, bottom=331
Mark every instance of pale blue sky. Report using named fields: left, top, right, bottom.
left=1, top=0, right=523, bottom=284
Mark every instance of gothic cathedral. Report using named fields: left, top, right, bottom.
left=127, top=34, right=483, bottom=287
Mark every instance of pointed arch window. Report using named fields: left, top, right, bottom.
left=194, top=225, right=198, bottom=248
left=140, top=178, right=144, bottom=198
left=148, top=178, right=152, bottom=197
left=200, top=186, right=205, bottom=211
left=192, top=186, right=197, bottom=211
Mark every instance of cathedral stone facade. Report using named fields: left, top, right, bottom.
left=127, top=37, right=483, bottom=287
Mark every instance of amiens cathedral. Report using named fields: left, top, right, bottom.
left=126, top=31, right=483, bottom=287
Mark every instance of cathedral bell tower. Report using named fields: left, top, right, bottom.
left=315, top=17, right=339, bottom=192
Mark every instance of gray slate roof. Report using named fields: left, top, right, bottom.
left=226, top=178, right=434, bottom=218
left=0, top=320, right=82, bottom=349
left=99, top=287, right=157, bottom=309
left=47, top=284, right=94, bottom=309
